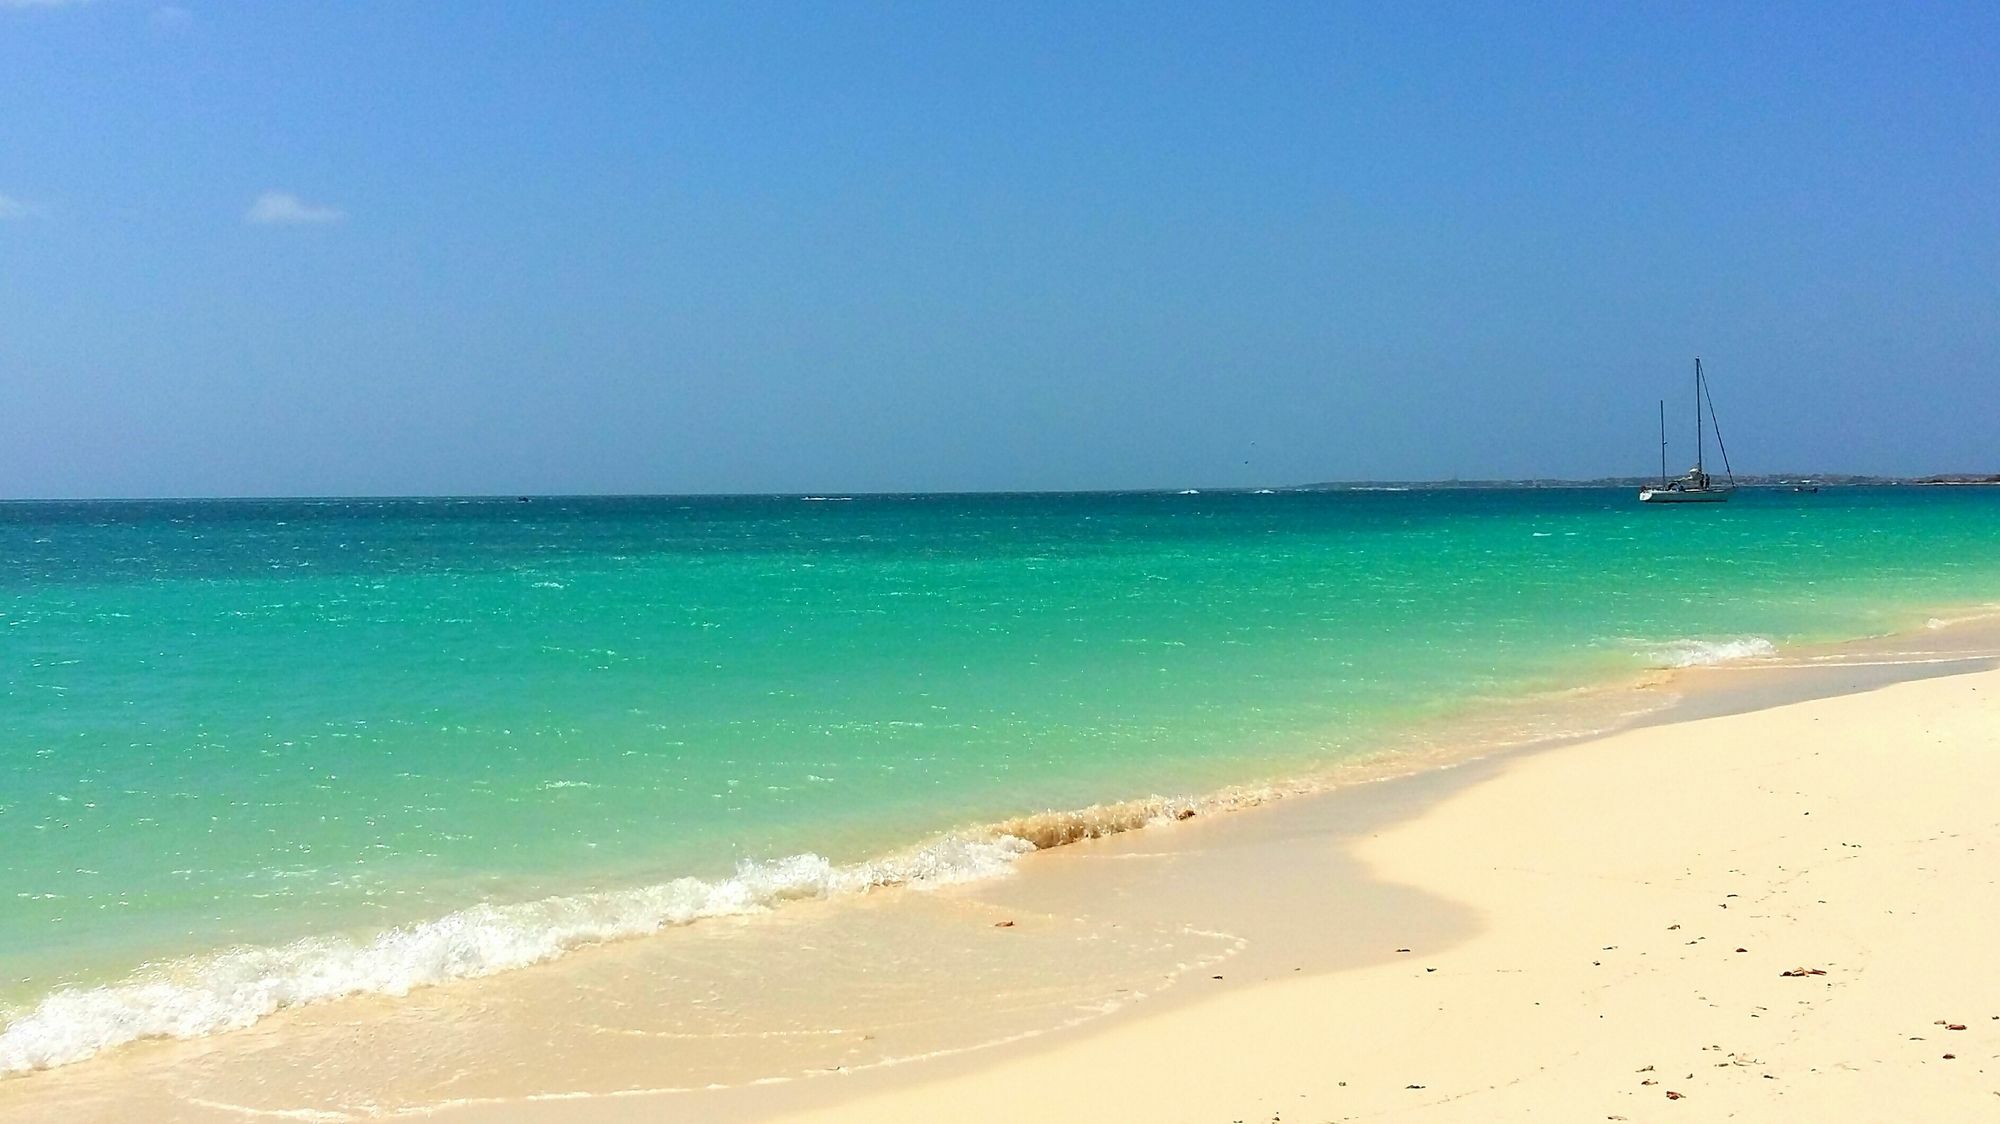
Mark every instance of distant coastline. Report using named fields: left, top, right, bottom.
left=1294, top=472, right=2000, bottom=491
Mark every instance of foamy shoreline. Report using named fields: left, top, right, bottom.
left=0, top=624, right=1815, bottom=1080
left=3, top=615, right=1997, bottom=1120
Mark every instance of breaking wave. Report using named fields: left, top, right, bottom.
left=1646, top=636, right=1779, bottom=668
left=0, top=833, right=1043, bottom=1076
left=1, top=785, right=1311, bottom=1078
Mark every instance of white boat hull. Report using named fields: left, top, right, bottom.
left=1639, top=487, right=1731, bottom=503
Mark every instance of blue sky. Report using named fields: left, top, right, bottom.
left=2, top=2, right=1995, bottom=497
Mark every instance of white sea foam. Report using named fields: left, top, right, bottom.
left=1647, top=636, right=1779, bottom=668
left=1924, top=605, right=2000, bottom=630
left=0, top=834, right=1034, bottom=1076
left=0, top=705, right=1672, bottom=1078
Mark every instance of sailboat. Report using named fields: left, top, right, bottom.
left=1639, top=358, right=1735, bottom=504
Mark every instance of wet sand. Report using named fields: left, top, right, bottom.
left=4, top=621, right=1997, bottom=1121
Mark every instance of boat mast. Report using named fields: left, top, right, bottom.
left=1701, top=363, right=1737, bottom=487
left=1658, top=400, right=1667, bottom=485
left=1694, top=357, right=1705, bottom=475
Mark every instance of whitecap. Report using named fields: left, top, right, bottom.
left=1645, top=636, right=1778, bottom=668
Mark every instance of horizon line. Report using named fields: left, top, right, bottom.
left=6, top=472, right=1997, bottom=505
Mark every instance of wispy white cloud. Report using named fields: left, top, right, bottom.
left=245, top=191, right=345, bottom=226
left=0, top=193, right=37, bottom=220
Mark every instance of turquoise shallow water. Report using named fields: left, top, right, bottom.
left=4, top=486, right=2000, bottom=1069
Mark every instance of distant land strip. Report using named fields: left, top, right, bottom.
left=1294, top=473, right=2000, bottom=490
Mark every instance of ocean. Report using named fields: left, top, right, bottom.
left=4, top=486, right=1999, bottom=1073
